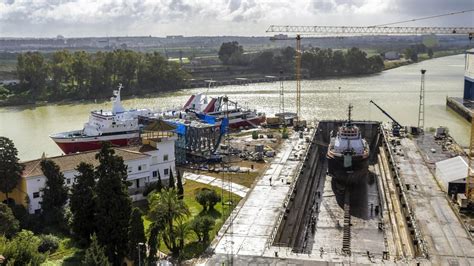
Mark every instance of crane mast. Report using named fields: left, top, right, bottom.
left=296, top=34, right=302, bottom=122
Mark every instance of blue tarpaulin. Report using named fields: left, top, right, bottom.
left=203, top=115, right=216, bottom=125
left=220, top=118, right=229, bottom=134
left=177, top=124, right=186, bottom=135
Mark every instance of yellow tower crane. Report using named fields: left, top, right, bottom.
left=267, top=24, right=474, bottom=204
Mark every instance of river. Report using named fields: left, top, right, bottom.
left=0, top=54, right=468, bottom=161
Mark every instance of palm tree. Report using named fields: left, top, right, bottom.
left=147, top=189, right=190, bottom=257
left=175, top=220, right=190, bottom=251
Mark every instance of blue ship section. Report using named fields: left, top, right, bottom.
left=464, top=77, right=474, bottom=100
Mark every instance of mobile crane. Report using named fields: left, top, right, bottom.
left=369, top=100, right=403, bottom=136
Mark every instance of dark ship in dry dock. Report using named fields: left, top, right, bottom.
left=327, top=105, right=370, bottom=184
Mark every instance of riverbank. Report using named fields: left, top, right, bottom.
left=383, top=50, right=464, bottom=70
left=0, top=50, right=464, bottom=108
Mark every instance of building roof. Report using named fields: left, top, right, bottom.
left=143, top=120, right=176, bottom=132
left=435, top=156, right=468, bottom=188
left=22, top=148, right=149, bottom=178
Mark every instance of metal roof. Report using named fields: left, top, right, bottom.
left=435, top=156, right=468, bottom=191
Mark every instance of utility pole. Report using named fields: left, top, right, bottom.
left=418, top=69, right=426, bottom=130
left=137, top=242, right=144, bottom=266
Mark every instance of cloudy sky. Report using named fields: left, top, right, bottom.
left=0, top=0, right=473, bottom=37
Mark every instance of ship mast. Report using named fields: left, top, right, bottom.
left=347, top=104, right=353, bottom=126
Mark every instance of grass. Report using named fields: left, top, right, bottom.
left=143, top=180, right=242, bottom=260
left=43, top=236, right=84, bottom=266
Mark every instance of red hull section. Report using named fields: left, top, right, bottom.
left=56, top=138, right=133, bottom=154
left=228, top=116, right=266, bottom=129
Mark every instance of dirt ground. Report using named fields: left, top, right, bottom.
left=181, top=128, right=289, bottom=188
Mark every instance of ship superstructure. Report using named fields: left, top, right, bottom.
left=50, top=84, right=154, bottom=154
left=182, top=93, right=265, bottom=129
left=327, top=105, right=370, bottom=184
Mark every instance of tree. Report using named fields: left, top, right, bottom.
left=16, top=52, right=48, bottom=100
left=218, top=41, right=243, bottom=65
left=0, top=202, right=19, bottom=238
left=176, top=169, right=184, bottom=200
left=0, top=137, right=24, bottom=203
left=82, top=233, right=112, bottom=266
left=95, top=143, right=132, bottom=264
left=207, top=189, right=221, bottom=210
left=40, top=159, right=68, bottom=228
left=404, top=48, right=415, bottom=61
left=174, top=220, right=190, bottom=253
left=71, top=51, right=92, bottom=97
left=195, top=188, right=221, bottom=212
left=147, top=189, right=190, bottom=257
left=156, top=170, right=163, bottom=193
left=190, top=215, right=215, bottom=243
left=168, top=167, right=175, bottom=189
left=0, top=230, right=47, bottom=265
left=368, top=55, right=384, bottom=72
left=195, top=189, right=209, bottom=211
left=332, top=50, right=345, bottom=73
left=70, top=162, right=96, bottom=245
left=128, top=208, right=146, bottom=264
left=428, top=48, right=434, bottom=59
left=345, top=47, right=369, bottom=74
left=50, top=50, right=71, bottom=99
left=252, top=51, right=274, bottom=73
left=146, top=223, right=162, bottom=266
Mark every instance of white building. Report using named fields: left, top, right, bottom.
left=21, top=134, right=176, bottom=214
left=435, top=156, right=470, bottom=196
left=384, top=51, right=400, bottom=60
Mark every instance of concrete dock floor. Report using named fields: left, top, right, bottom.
left=396, top=137, right=474, bottom=265
left=209, top=131, right=304, bottom=259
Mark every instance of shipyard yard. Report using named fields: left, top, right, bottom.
left=205, top=121, right=474, bottom=265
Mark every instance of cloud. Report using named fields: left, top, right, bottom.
left=0, top=0, right=472, bottom=37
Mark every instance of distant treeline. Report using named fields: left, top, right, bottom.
left=3, top=50, right=188, bottom=104
left=219, top=42, right=384, bottom=76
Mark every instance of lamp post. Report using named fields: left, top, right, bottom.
left=137, top=242, right=144, bottom=266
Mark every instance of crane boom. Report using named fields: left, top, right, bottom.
left=369, top=100, right=402, bottom=128
left=266, top=25, right=474, bottom=36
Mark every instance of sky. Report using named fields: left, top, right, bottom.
left=0, top=0, right=473, bottom=38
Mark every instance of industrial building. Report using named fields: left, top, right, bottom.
left=446, top=48, right=474, bottom=121
left=435, top=156, right=470, bottom=196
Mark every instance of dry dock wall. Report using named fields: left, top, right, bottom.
left=273, top=120, right=381, bottom=252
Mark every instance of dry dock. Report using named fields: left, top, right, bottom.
left=205, top=121, right=474, bottom=265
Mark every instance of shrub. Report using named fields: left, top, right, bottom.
left=0, top=230, right=47, bottom=265
left=194, top=188, right=221, bottom=211
left=282, top=127, right=289, bottom=139
left=252, top=131, right=258, bottom=140
left=38, top=234, right=60, bottom=253
left=190, top=215, right=215, bottom=243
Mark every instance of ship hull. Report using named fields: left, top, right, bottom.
left=50, top=131, right=139, bottom=154
left=226, top=116, right=266, bottom=129
left=327, top=155, right=369, bottom=185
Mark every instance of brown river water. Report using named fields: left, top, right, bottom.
left=0, top=54, right=468, bottom=161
